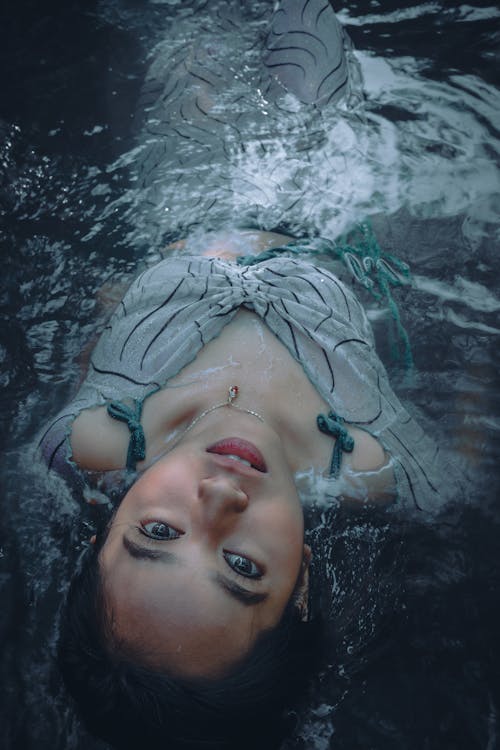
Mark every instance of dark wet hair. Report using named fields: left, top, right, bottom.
left=58, top=526, right=323, bottom=750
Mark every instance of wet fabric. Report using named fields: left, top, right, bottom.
left=129, top=0, right=358, bottom=247
left=38, top=252, right=453, bottom=512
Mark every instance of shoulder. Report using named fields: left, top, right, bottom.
left=340, top=426, right=397, bottom=506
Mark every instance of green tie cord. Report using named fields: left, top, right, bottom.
left=317, top=411, right=355, bottom=478
left=107, top=399, right=146, bottom=471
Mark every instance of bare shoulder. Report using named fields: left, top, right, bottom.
left=347, top=427, right=386, bottom=472
left=71, top=406, right=129, bottom=471
left=342, top=426, right=396, bottom=505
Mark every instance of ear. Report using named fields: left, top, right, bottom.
left=294, top=544, right=312, bottom=623
left=90, top=534, right=97, bottom=546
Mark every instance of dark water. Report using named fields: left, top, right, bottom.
left=1, top=1, right=500, bottom=749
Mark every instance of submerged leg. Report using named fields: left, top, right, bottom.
left=264, top=0, right=348, bottom=106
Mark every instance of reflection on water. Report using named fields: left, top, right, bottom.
left=1, top=1, right=499, bottom=748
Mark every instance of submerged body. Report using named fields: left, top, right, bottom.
left=37, top=0, right=464, bottom=699
left=35, top=0, right=469, bottom=744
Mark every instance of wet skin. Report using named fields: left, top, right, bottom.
left=100, top=408, right=311, bottom=679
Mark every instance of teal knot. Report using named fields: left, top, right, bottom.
left=107, top=399, right=146, bottom=471
left=317, top=411, right=354, bottom=478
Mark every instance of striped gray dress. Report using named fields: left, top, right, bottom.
left=39, top=254, right=454, bottom=514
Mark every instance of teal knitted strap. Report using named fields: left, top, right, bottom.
left=317, top=411, right=355, bottom=478
left=334, top=221, right=413, bottom=370
left=107, top=399, right=146, bottom=471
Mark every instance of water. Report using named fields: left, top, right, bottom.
left=1, top=1, right=499, bottom=748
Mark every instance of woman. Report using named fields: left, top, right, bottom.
left=39, top=230, right=451, bottom=749
left=38, top=2, right=456, bottom=748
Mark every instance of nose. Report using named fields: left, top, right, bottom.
left=197, top=476, right=249, bottom=529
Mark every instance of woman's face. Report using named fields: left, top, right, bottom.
left=100, top=410, right=310, bottom=679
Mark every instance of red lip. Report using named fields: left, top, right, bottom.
left=206, top=438, right=267, bottom=473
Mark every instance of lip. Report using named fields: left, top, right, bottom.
left=206, top=437, right=268, bottom=473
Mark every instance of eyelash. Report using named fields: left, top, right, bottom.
left=139, top=521, right=183, bottom=541
left=137, top=522, right=263, bottom=580
left=223, top=551, right=263, bottom=580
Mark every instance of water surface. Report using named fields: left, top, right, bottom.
left=1, top=1, right=499, bottom=748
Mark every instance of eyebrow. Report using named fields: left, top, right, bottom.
left=122, top=536, right=268, bottom=607
left=213, top=573, right=268, bottom=606
left=123, top=535, right=177, bottom=563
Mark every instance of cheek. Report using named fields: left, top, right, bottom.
left=125, top=456, right=194, bottom=508
left=254, top=501, right=304, bottom=564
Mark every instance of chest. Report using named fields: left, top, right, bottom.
left=71, top=309, right=335, bottom=474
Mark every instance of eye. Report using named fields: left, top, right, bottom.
left=139, top=521, right=183, bottom=540
left=223, top=551, right=263, bottom=580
